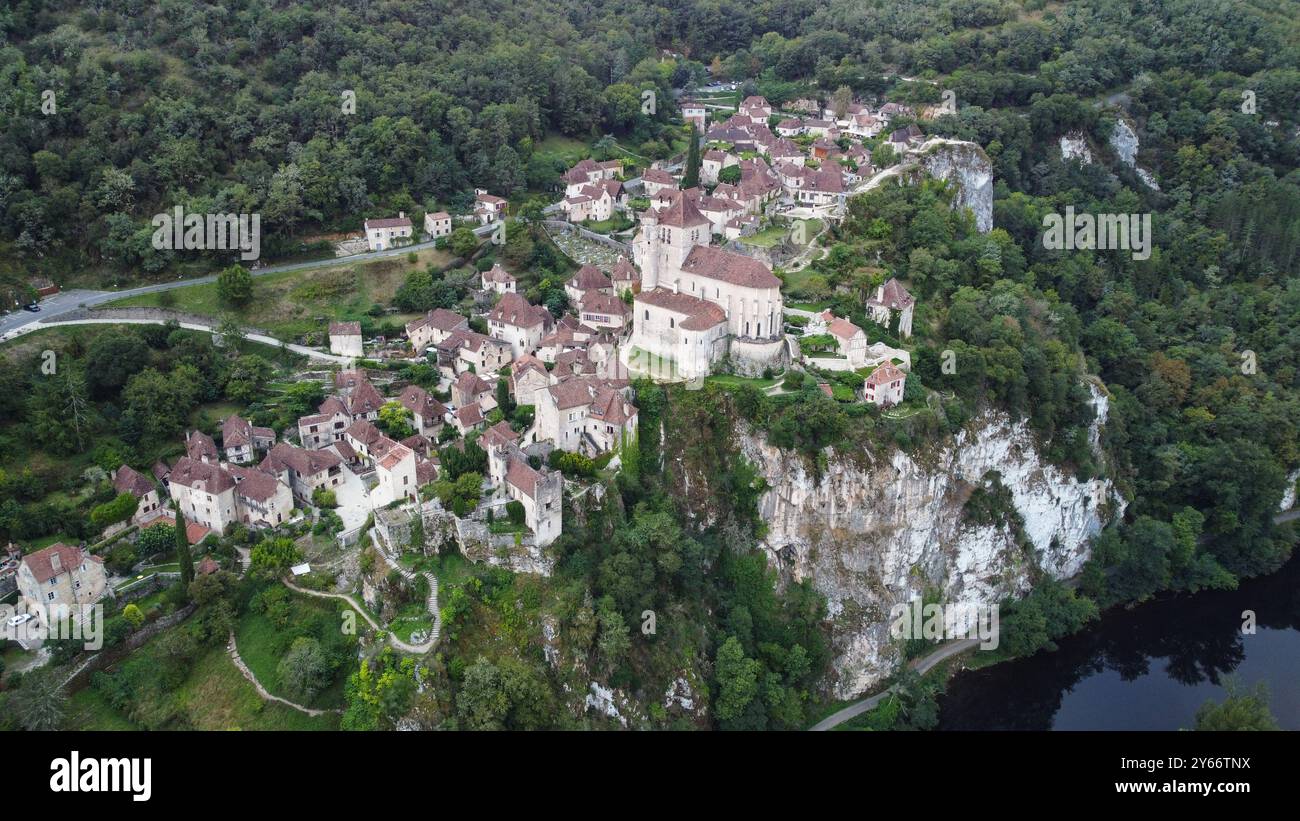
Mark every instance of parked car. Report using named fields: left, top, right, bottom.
left=6, top=613, right=34, bottom=627
left=22, top=303, right=40, bottom=312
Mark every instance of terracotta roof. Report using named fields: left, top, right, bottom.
left=589, top=388, right=636, bottom=425
left=332, top=439, right=357, bottom=462
left=820, top=311, right=863, bottom=340
left=488, top=292, right=550, bottom=328
left=505, top=459, right=541, bottom=498
left=680, top=245, right=781, bottom=289
left=654, top=191, right=709, bottom=228
left=642, top=168, right=678, bottom=185
left=454, top=404, right=484, bottom=427
left=416, top=457, right=438, bottom=486
left=169, top=456, right=235, bottom=493
left=152, top=461, right=171, bottom=481
left=512, top=354, right=548, bottom=378
left=476, top=192, right=507, bottom=205
left=112, top=465, right=154, bottom=498
left=21, top=543, right=90, bottom=584
left=222, top=414, right=253, bottom=448
left=567, top=265, right=612, bottom=292
left=185, top=430, right=218, bottom=461
left=344, top=419, right=384, bottom=447
left=329, top=321, right=362, bottom=336
left=260, top=442, right=341, bottom=477
left=334, top=369, right=366, bottom=389
left=579, top=289, right=630, bottom=317
left=453, top=370, right=493, bottom=398
left=479, top=420, right=520, bottom=451
left=868, top=278, right=915, bottom=310
left=347, top=380, right=385, bottom=416
left=227, top=464, right=285, bottom=502
left=397, top=385, right=446, bottom=422
left=636, top=288, right=728, bottom=331
left=364, top=216, right=412, bottom=230
left=482, top=264, right=516, bottom=284
left=377, top=444, right=414, bottom=471
left=427, top=211, right=451, bottom=221
left=611, top=256, right=640, bottom=287
left=197, top=556, right=220, bottom=575
left=145, top=515, right=211, bottom=546
left=407, top=308, right=468, bottom=335
left=865, top=362, right=906, bottom=386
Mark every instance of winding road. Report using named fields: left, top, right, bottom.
left=812, top=507, right=1300, bottom=731
left=0, top=221, right=500, bottom=341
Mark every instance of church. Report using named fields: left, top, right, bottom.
left=629, top=193, right=788, bottom=381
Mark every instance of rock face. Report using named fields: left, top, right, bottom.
left=1059, top=132, right=1093, bottom=164
left=917, top=139, right=994, bottom=234
left=1109, top=118, right=1160, bottom=190
left=738, top=384, right=1124, bottom=699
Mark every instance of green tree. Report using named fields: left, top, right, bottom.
left=714, top=635, right=761, bottom=725
left=216, top=265, right=253, bottom=308
left=681, top=125, right=701, bottom=189
left=175, top=509, right=194, bottom=594
left=278, top=637, right=335, bottom=704
left=122, top=603, right=145, bottom=629
left=1193, top=680, right=1279, bottom=731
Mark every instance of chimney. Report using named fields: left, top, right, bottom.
left=399, top=211, right=405, bottom=219
left=877, top=284, right=884, bottom=302
left=49, top=551, right=62, bottom=573
left=670, top=280, right=679, bottom=294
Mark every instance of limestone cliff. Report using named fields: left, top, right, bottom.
left=917, top=139, right=994, bottom=234
left=737, top=384, right=1123, bottom=699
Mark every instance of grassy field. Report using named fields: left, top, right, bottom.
left=234, top=588, right=361, bottom=710
left=105, top=247, right=452, bottom=340
left=64, top=645, right=340, bottom=730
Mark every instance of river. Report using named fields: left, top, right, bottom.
left=936, top=551, right=1300, bottom=730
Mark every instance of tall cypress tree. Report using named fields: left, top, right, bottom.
left=175, top=508, right=194, bottom=594
left=682, top=125, right=701, bottom=189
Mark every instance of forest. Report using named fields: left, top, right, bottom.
left=1, top=0, right=1299, bottom=728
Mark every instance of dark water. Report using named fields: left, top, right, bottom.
left=937, top=552, right=1300, bottom=730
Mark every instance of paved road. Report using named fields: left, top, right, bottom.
left=809, top=638, right=981, bottom=731
left=812, top=507, right=1300, bottom=731
left=17, top=317, right=351, bottom=363
left=0, top=222, right=499, bottom=340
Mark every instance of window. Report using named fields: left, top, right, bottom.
left=48, top=591, right=55, bottom=601
left=670, top=318, right=675, bottom=328
left=49, top=578, right=56, bottom=586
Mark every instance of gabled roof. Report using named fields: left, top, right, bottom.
left=329, top=321, right=362, bottom=336
left=567, top=265, right=612, bottom=292
left=868, top=277, right=915, bottom=310
left=260, top=442, right=342, bottom=477
left=820, top=310, right=863, bottom=340
left=453, top=370, right=493, bottom=397
left=185, top=430, right=218, bottom=462
left=364, top=215, right=412, bottom=230
left=112, top=465, right=154, bottom=498
left=407, top=308, right=469, bottom=335
left=511, top=354, right=549, bottom=379
left=347, top=380, right=385, bottom=416
left=579, top=289, right=630, bottom=317
left=227, top=464, right=285, bottom=502
left=454, top=403, right=484, bottom=427
left=480, top=420, right=520, bottom=451
left=642, top=168, right=678, bottom=185
left=865, top=362, right=906, bottom=386
left=144, top=515, right=210, bottom=546
left=680, top=245, right=782, bottom=289
left=169, top=456, right=235, bottom=494
left=222, top=414, right=253, bottom=448
left=377, top=444, right=414, bottom=471
left=22, top=543, right=90, bottom=583
left=505, top=458, right=541, bottom=499
left=488, top=292, right=550, bottom=329
left=611, top=256, right=640, bottom=286
left=397, top=385, right=447, bottom=422
left=482, top=263, right=516, bottom=284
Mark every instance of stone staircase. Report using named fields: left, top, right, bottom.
left=426, top=573, right=441, bottom=644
